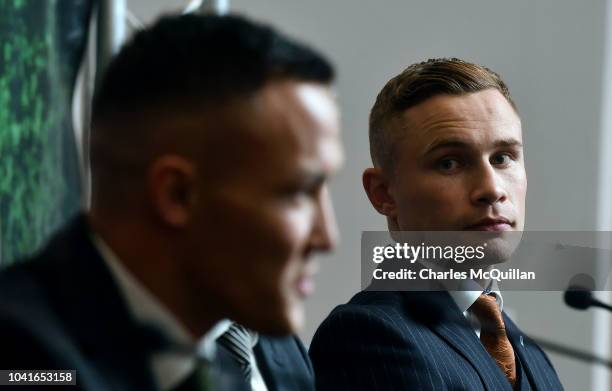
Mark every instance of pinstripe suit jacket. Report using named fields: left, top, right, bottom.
left=310, top=290, right=564, bottom=391
left=254, top=335, right=315, bottom=391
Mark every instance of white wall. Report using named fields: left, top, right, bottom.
left=127, top=2, right=611, bottom=389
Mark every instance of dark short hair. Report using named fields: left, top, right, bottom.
left=92, top=13, right=334, bottom=124
left=90, top=13, right=334, bottom=209
left=369, top=58, right=516, bottom=171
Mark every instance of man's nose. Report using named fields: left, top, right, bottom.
left=470, top=162, right=507, bottom=206
left=310, top=186, right=339, bottom=252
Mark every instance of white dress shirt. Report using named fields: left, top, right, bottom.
left=92, top=234, right=268, bottom=391
left=448, top=279, right=503, bottom=338
left=418, top=257, right=504, bottom=337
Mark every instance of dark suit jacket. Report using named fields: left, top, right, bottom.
left=309, top=290, right=564, bottom=391
left=254, top=335, right=314, bottom=391
left=0, top=215, right=314, bottom=391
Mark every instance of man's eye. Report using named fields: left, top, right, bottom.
left=491, top=153, right=512, bottom=165
left=285, top=188, right=307, bottom=198
left=283, top=185, right=318, bottom=200
left=438, top=158, right=460, bottom=171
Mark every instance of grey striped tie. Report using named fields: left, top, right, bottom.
left=217, top=322, right=254, bottom=381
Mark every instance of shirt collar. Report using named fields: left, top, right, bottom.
left=421, top=257, right=504, bottom=313
left=198, top=319, right=231, bottom=356
left=448, top=279, right=504, bottom=313
left=92, top=233, right=196, bottom=347
left=92, top=233, right=225, bottom=390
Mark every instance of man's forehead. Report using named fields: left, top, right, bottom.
left=257, top=81, right=339, bottom=132
left=393, top=90, right=522, bottom=147
left=276, top=85, right=342, bottom=180
left=216, top=80, right=342, bottom=177
left=296, top=133, right=344, bottom=173
left=247, top=81, right=339, bottom=145
left=404, top=90, right=518, bottom=126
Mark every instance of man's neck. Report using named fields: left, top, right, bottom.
left=87, top=212, right=220, bottom=338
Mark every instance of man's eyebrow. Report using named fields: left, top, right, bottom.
left=424, top=139, right=472, bottom=155
left=282, top=170, right=327, bottom=190
left=424, top=138, right=523, bottom=155
left=493, top=139, right=523, bottom=148
left=299, top=171, right=327, bottom=188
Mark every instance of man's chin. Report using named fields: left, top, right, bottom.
left=265, top=302, right=305, bottom=336
left=287, top=301, right=305, bottom=332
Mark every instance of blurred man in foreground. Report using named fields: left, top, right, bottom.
left=310, top=58, right=563, bottom=390
left=0, top=14, right=343, bottom=390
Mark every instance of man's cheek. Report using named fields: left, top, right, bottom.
left=277, top=259, right=301, bottom=297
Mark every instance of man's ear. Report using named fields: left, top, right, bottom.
left=148, top=155, right=198, bottom=227
left=362, top=167, right=397, bottom=218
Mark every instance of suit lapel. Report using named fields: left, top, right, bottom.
left=38, top=214, right=160, bottom=390
left=254, top=337, right=280, bottom=391
left=504, top=313, right=547, bottom=391
left=514, top=350, right=533, bottom=391
left=253, top=336, right=315, bottom=391
left=405, top=291, right=513, bottom=391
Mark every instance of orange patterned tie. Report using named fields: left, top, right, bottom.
left=470, top=294, right=517, bottom=388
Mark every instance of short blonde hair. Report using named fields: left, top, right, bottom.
left=369, top=58, right=516, bottom=171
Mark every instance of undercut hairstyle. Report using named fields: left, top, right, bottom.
left=369, top=58, right=516, bottom=172
left=92, top=14, right=334, bottom=123
left=90, top=13, right=334, bottom=210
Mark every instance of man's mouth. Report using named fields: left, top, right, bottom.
left=465, top=217, right=513, bottom=231
left=296, top=262, right=319, bottom=298
left=296, top=275, right=315, bottom=298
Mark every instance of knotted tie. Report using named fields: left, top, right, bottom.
left=470, top=293, right=517, bottom=388
left=217, top=322, right=254, bottom=382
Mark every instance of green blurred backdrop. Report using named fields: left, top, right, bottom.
left=0, top=0, right=94, bottom=264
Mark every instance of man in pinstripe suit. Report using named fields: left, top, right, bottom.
left=310, top=58, right=564, bottom=390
